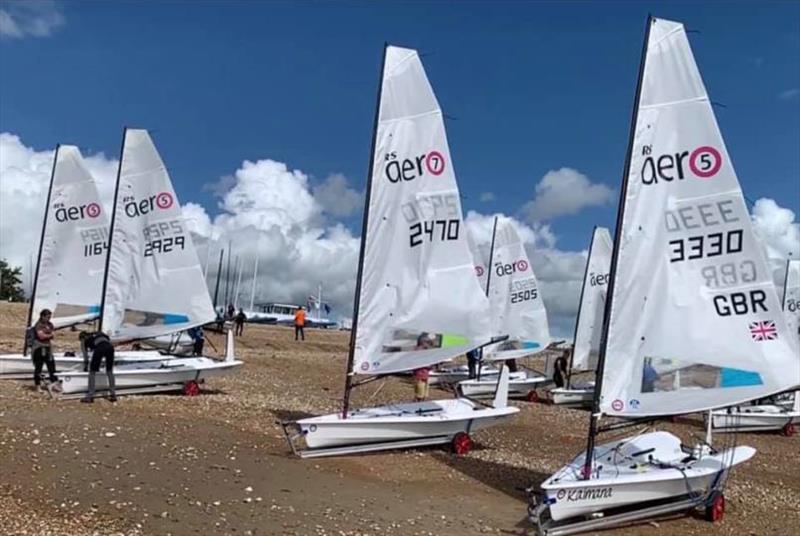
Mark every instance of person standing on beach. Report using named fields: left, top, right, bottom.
left=79, top=331, right=116, bottom=403
left=294, top=306, right=306, bottom=341
left=412, top=333, right=435, bottom=402
left=30, top=309, right=57, bottom=390
left=234, top=308, right=246, bottom=336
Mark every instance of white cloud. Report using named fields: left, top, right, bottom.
left=779, top=88, right=800, bottom=101
left=521, top=167, right=614, bottom=222
left=0, top=0, right=64, bottom=39
left=312, top=173, right=363, bottom=218
left=479, top=192, right=495, bottom=202
left=750, top=198, right=800, bottom=284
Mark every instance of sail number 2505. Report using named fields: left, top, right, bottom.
left=409, top=219, right=459, bottom=248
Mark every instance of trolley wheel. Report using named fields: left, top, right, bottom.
left=526, top=390, right=540, bottom=403
left=704, top=491, right=725, bottom=523
left=183, top=380, right=200, bottom=397
left=451, top=432, right=473, bottom=456
left=781, top=422, right=796, bottom=437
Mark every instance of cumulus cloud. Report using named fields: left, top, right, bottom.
left=750, top=198, right=800, bottom=285
left=0, top=0, right=64, bottom=39
left=311, top=173, right=363, bottom=218
left=779, top=88, right=800, bottom=101
left=479, top=192, right=496, bottom=202
left=521, top=167, right=614, bottom=222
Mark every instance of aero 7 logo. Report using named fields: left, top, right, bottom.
left=384, top=150, right=446, bottom=183
left=640, top=144, right=722, bottom=185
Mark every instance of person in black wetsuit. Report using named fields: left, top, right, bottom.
left=79, top=331, right=116, bottom=403
left=553, top=352, right=568, bottom=388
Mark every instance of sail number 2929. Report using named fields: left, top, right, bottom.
left=409, top=219, right=459, bottom=248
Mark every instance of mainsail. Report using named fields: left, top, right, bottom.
left=31, top=145, right=108, bottom=329
left=352, top=46, right=492, bottom=375
left=100, top=129, right=215, bottom=341
left=783, top=259, right=800, bottom=347
left=570, top=227, right=612, bottom=373
left=599, top=18, right=800, bottom=416
left=478, top=217, right=550, bottom=361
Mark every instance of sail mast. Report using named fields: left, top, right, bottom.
left=213, top=249, right=224, bottom=310
left=99, top=129, right=128, bottom=334
left=24, top=144, right=60, bottom=352
left=582, top=15, right=653, bottom=479
left=249, top=254, right=259, bottom=311
left=341, top=42, right=389, bottom=419
left=567, top=226, right=598, bottom=389
left=782, top=259, right=791, bottom=308
left=484, top=216, right=499, bottom=297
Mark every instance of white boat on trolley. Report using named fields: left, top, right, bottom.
left=282, top=45, right=519, bottom=458
left=549, top=227, right=611, bottom=408
left=455, top=217, right=552, bottom=401
left=530, top=17, right=800, bottom=535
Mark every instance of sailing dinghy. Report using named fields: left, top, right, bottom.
left=457, top=217, right=551, bottom=400
left=530, top=17, right=800, bottom=534
left=281, top=45, right=518, bottom=458
left=711, top=258, right=800, bottom=435
left=550, top=227, right=611, bottom=407
left=0, top=145, right=164, bottom=377
left=56, top=128, right=242, bottom=397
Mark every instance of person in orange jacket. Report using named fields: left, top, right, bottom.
left=294, top=306, right=306, bottom=341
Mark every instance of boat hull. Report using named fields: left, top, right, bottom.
left=457, top=372, right=546, bottom=399
left=539, top=431, right=755, bottom=522
left=427, top=364, right=499, bottom=386
left=0, top=350, right=166, bottom=376
left=58, top=357, right=243, bottom=394
left=297, top=398, right=519, bottom=449
left=550, top=386, right=594, bottom=406
left=711, top=405, right=800, bottom=433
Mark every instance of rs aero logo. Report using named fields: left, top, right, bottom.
left=640, top=145, right=722, bottom=185
left=495, top=259, right=528, bottom=277
left=384, top=149, right=445, bottom=183
left=124, top=192, right=173, bottom=217
left=54, top=202, right=101, bottom=222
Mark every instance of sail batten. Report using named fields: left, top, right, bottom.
left=352, top=46, right=492, bottom=376
left=101, top=129, right=215, bottom=342
left=598, top=18, right=800, bottom=417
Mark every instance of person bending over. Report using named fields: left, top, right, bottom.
left=80, top=331, right=116, bottom=403
left=30, top=309, right=58, bottom=390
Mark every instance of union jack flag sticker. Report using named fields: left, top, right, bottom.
left=749, top=320, right=778, bottom=342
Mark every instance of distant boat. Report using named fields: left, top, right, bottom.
left=249, top=302, right=336, bottom=328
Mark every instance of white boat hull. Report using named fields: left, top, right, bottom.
left=711, top=405, right=800, bottom=433
left=539, top=431, right=755, bottom=522
left=0, top=350, right=166, bottom=376
left=550, top=386, right=595, bottom=406
left=457, top=371, right=546, bottom=399
left=58, top=357, right=243, bottom=394
left=297, top=398, right=519, bottom=449
left=427, top=364, right=499, bottom=386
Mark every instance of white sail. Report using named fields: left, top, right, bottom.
left=600, top=18, right=800, bottom=416
left=101, top=129, right=215, bottom=341
left=353, top=46, right=492, bottom=375
left=784, top=259, right=800, bottom=347
left=32, top=146, right=108, bottom=329
left=481, top=217, right=550, bottom=361
left=571, top=227, right=612, bottom=372
left=467, top=226, right=489, bottom=293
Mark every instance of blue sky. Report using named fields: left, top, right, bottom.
left=2, top=1, right=798, bottom=252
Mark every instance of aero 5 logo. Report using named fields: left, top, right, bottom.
left=124, top=192, right=174, bottom=217
left=54, top=202, right=102, bottom=222
left=495, top=259, right=528, bottom=277
left=383, top=150, right=445, bottom=183
left=640, top=144, right=722, bottom=185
